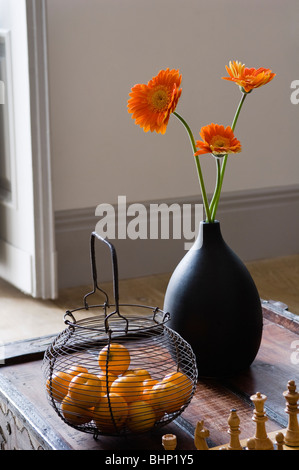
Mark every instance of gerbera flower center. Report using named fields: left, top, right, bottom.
left=211, top=135, right=230, bottom=149
left=149, top=86, right=170, bottom=111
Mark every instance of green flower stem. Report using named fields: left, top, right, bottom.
left=209, top=157, right=222, bottom=217
left=194, top=154, right=212, bottom=223
left=210, top=92, right=247, bottom=222
left=231, top=92, right=247, bottom=132
left=173, top=111, right=212, bottom=223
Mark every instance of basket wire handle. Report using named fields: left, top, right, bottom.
left=83, top=232, right=129, bottom=333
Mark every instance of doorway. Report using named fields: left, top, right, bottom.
left=0, top=0, right=57, bottom=299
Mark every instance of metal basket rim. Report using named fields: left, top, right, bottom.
left=63, top=303, right=171, bottom=335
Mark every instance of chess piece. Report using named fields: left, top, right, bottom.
left=250, top=392, right=274, bottom=450
left=275, top=432, right=284, bottom=450
left=246, top=438, right=256, bottom=450
left=194, top=420, right=210, bottom=450
left=227, top=409, right=242, bottom=450
left=283, top=380, right=299, bottom=447
left=162, top=434, right=177, bottom=450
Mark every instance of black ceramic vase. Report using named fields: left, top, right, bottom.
left=163, top=220, right=263, bottom=378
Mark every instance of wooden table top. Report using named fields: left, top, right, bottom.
left=0, top=301, right=299, bottom=451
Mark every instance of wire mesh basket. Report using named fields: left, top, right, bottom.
left=43, top=232, right=198, bottom=438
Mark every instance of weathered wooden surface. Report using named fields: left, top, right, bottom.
left=0, top=364, right=194, bottom=450
left=0, top=303, right=299, bottom=450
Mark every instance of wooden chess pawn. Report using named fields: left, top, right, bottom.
left=246, top=438, right=256, bottom=450
left=162, top=434, right=177, bottom=450
left=275, top=432, right=284, bottom=450
left=194, top=420, right=210, bottom=450
left=283, top=380, right=299, bottom=447
left=227, top=409, right=242, bottom=450
left=250, top=392, right=274, bottom=450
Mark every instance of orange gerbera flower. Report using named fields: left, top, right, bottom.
left=128, top=68, right=182, bottom=134
left=222, top=61, right=275, bottom=93
left=194, top=123, right=242, bottom=157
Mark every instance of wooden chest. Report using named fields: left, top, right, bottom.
left=0, top=301, right=299, bottom=451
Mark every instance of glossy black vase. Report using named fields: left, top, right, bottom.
left=163, top=221, right=263, bottom=378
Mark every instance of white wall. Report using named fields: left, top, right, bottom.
left=46, top=0, right=299, bottom=213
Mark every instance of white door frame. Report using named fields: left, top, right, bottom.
left=26, top=0, right=57, bottom=299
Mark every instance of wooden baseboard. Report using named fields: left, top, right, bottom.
left=55, top=185, right=299, bottom=289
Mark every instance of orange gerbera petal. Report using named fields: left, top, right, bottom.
left=128, top=68, right=182, bottom=134
left=194, top=123, right=242, bottom=157
left=222, top=60, right=275, bottom=93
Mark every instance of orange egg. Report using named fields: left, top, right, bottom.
left=98, top=343, right=130, bottom=376
left=68, top=372, right=103, bottom=407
